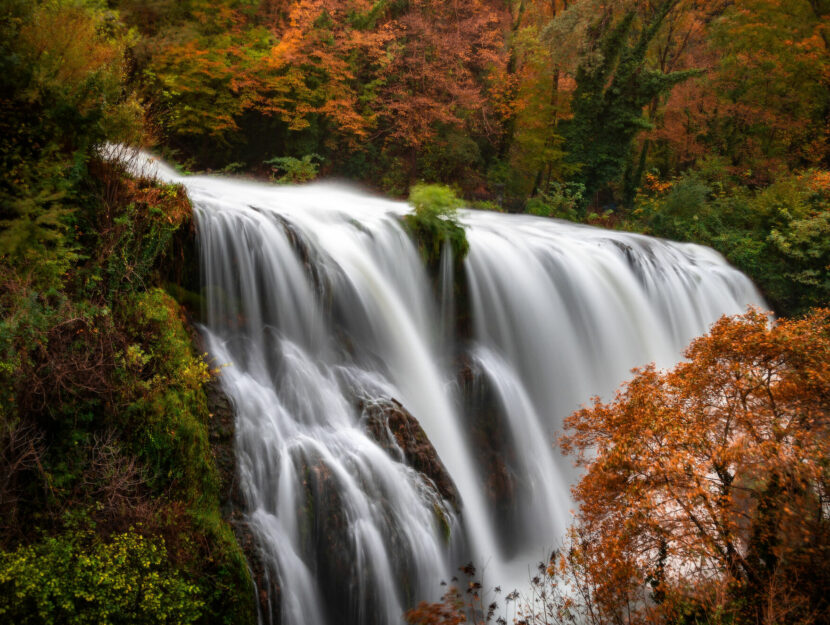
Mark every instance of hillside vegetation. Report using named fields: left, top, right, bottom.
left=1, top=2, right=253, bottom=622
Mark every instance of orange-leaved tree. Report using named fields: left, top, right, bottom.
left=561, top=308, right=830, bottom=624
left=407, top=309, right=829, bottom=625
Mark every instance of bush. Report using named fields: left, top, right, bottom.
left=404, top=184, right=470, bottom=266
left=526, top=181, right=586, bottom=221
left=404, top=184, right=469, bottom=269
left=633, top=169, right=830, bottom=316
left=0, top=528, right=204, bottom=624
left=264, top=154, right=322, bottom=183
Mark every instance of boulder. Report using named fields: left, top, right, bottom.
left=360, top=397, right=460, bottom=511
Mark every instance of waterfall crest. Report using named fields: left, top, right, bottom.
left=122, top=152, right=764, bottom=624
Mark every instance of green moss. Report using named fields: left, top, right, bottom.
left=116, top=289, right=214, bottom=499
left=403, top=184, right=469, bottom=270
left=432, top=503, right=452, bottom=544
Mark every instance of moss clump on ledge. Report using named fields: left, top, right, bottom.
left=403, top=184, right=469, bottom=270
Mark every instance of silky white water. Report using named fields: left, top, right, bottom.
left=122, top=150, right=764, bottom=624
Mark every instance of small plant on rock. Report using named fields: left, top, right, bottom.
left=404, top=184, right=469, bottom=269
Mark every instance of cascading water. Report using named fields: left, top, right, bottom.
left=124, top=150, right=764, bottom=624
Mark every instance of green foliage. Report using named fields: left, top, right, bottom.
left=0, top=4, right=256, bottom=603
left=115, top=287, right=254, bottom=624
left=1, top=157, right=255, bottom=624
left=633, top=169, right=830, bottom=316
left=347, top=0, right=391, bottom=30
left=418, top=128, right=483, bottom=187
left=0, top=528, right=203, bottom=624
left=409, top=184, right=464, bottom=215
left=0, top=0, right=142, bottom=290
left=404, top=184, right=470, bottom=268
left=636, top=174, right=715, bottom=240
left=526, top=181, right=586, bottom=220
left=563, top=2, right=701, bottom=209
left=265, top=153, right=323, bottom=183
left=116, top=289, right=216, bottom=502
left=0, top=282, right=256, bottom=624
left=470, top=200, right=504, bottom=212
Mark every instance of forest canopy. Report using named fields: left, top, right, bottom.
left=97, top=0, right=830, bottom=315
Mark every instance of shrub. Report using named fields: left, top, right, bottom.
left=633, top=170, right=830, bottom=316
left=526, top=181, right=586, bottom=221
left=418, top=129, right=483, bottom=185
left=0, top=528, right=204, bottom=624
left=264, top=154, right=322, bottom=183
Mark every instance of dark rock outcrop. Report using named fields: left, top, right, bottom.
left=203, top=350, right=276, bottom=624
left=456, top=355, right=528, bottom=557
left=294, top=452, right=354, bottom=625
left=359, top=397, right=460, bottom=511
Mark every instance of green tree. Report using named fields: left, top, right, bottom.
left=0, top=529, right=204, bottom=624
left=562, top=0, right=699, bottom=210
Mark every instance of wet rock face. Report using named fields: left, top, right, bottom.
left=204, top=371, right=278, bottom=624
left=456, top=358, right=519, bottom=504
left=295, top=455, right=354, bottom=625
left=360, top=397, right=460, bottom=510
left=456, top=356, right=529, bottom=557
left=293, top=451, right=417, bottom=625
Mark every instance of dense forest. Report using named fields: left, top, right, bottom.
left=1, top=0, right=828, bottom=623
left=125, top=0, right=829, bottom=317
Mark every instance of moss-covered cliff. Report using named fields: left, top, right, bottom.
left=0, top=160, right=256, bottom=624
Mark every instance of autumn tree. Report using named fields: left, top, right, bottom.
left=137, top=1, right=273, bottom=161
left=492, top=0, right=576, bottom=199
left=375, top=0, right=507, bottom=190
left=407, top=309, right=830, bottom=625
left=705, top=0, right=830, bottom=181
left=642, top=0, right=829, bottom=183
left=561, top=308, right=830, bottom=624
left=259, top=0, right=394, bottom=148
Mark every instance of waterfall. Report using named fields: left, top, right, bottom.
left=121, top=151, right=764, bottom=624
